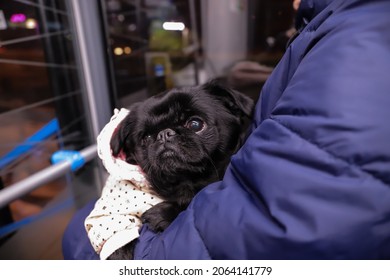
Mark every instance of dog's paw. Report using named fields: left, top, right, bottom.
left=141, top=202, right=180, bottom=232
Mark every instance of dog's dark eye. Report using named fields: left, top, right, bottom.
left=185, top=118, right=204, bottom=132
left=141, top=134, right=152, bottom=145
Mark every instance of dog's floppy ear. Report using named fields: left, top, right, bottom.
left=110, top=122, right=126, bottom=157
left=110, top=107, right=138, bottom=164
left=202, top=79, right=254, bottom=119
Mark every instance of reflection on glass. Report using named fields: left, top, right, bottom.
left=0, top=1, right=86, bottom=224
left=103, top=0, right=295, bottom=107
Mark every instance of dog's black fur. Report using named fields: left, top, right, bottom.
left=107, top=80, right=254, bottom=259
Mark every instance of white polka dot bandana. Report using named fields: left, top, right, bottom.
left=84, top=108, right=163, bottom=260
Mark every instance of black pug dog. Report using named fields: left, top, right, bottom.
left=108, top=80, right=254, bottom=259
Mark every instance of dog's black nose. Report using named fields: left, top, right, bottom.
left=157, top=128, right=176, bottom=143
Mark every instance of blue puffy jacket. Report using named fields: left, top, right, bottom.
left=63, top=0, right=390, bottom=259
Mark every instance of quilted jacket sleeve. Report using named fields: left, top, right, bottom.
left=134, top=0, right=390, bottom=260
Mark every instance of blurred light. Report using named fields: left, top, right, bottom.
left=266, top=36, right=275, bottom=47
left=128, top=23, right=137, bottom=32
left=162, top=22, right=185, bottom=31
left=10, top=13, right=26, bottom=23
left=114, top=47, right=123, bottom=55
left=107, top=0, right=121, bottom=11
left=0, top=10, right=7, bottom=30
left=25, top=18, right=37, bottom=29
left=117, top=14, right=125, bottom=22
left=124, top=46, right=132, bottom=55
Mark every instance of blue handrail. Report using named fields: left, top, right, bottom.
left=0, top=118, right=60, bottom=170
